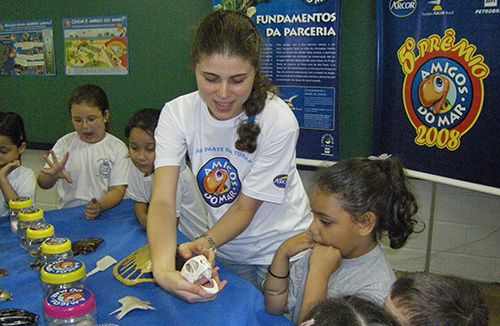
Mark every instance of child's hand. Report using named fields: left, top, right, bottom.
left=309, top=244, right=342, bottom=278
left=0, top=160, right=20, bottom=178
left=85, top=198, right=102, bottom=220
left=41, top=150, right=73, bottom=183
left=278, top=230, right=315, bottom=259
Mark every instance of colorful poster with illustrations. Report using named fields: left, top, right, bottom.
left=0, top=20, right=55, bottom=76
left=212, top=0, right=341, bottom=162
left=375, top=0, right=500, bottom=189
left=63, top=15, right=128, bottom=75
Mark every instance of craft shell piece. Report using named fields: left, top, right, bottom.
left=0, top=290, right=13, bottom=301
left=72, top=237, right=104, bottom=256
left=0, top=268, right=7, bottom=277
left=0, top=308, right=39, bottom=325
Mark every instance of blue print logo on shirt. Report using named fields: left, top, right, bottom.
left=197, top=157, right=241, bottom=208
left=273, top=174, right=288, bottom=188
left=96, top=158, right=113, bottom=178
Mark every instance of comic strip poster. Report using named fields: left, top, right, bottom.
left=375, top=0, right=500, bottom=189
left=0, top=20, right=55, bottom=76
left=212, top=0, right=341, bottom=162
left=63, top=15, right=128, bottom=75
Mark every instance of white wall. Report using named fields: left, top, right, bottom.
left=24, top=149, right=500, bottom=282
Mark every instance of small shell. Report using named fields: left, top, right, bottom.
left=72, top=237, right=104, bottom=256
left=0, top=290, right=13, bottom=302
left=0, top=268, right=7, bottom=277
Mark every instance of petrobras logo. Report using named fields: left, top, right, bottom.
left=273, top=174, right=288, bottom=188
left=197, top=157, right=241, bottom=208
left=389, top=0, right=417, bottom=17
left=301, top=0, right=329, bottom=6
left=397, top=28, right=489, bottom=151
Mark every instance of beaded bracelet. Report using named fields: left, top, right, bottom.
left=267, top=266, right=289, bottom=279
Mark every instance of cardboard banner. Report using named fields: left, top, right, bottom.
left=375, top=0, right=500, bottom=190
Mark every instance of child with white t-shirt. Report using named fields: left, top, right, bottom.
left=37, top=84, right=130, bottom=219
left=0, top=112, right=36, bottom=217
left=125, top=108, right=208, bottom=239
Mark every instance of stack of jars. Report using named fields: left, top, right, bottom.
left=9, top=197, right=98, bottom=325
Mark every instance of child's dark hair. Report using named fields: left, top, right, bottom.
left=314, top=157, right=419, bottom=249
left=191, top=10, right=277, bottom=154
left=68, top=84, right=110, bottom=129
left=302, top=295, right=399, bottom=326
left=124, top=108, right=161, bottom=138
left=0, top=111, right=27, bottom=148
left=390, top=273, right=489, bottom=325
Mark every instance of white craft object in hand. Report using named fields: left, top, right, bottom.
left=109, top=296, right=155, bottom=320
left=180, top=255, right=219, bottom=294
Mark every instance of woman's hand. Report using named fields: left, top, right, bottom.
left=178, top=240, right=216, bottom=266
left=308, top=244, right=342, bottom=278
left=85, top=198, right=102, bottom=220
left=154, top=267, right=227, bottom=303
left=41, top=150, right=73, bottom=183
left=278, top=230, right=315, bottom=259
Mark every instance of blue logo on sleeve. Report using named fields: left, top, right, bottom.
left=273, top=175, right=288, bottom=188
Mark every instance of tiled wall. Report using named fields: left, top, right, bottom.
left=24, top=150, right=500, bottom=282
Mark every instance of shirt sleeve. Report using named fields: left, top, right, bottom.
left=127, top=168, right=149, bottom=203
left=108, top=142, right=130, bottom=187
left=242, top=123, right=299, bottom=204
left=154, top=101, right=188, bottom=168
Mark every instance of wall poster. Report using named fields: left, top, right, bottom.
left=375, top=0, right=500, bottom=191
left=212, top=0, right=341, bottom=162
left=0, top=19, right=55, bottom=76
left=63, top=15, right=128, bottom=76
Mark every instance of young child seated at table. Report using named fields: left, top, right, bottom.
left=300, top=295, right=399, bottom=326
left=124, top=108, right=208, bottom=239
left=385, top=272, right=489, bottom=325
left=37, top=84, right=130, bottom=219
left=0, top=112, right=36, bottom=217
left=264, top=156, right=421, bottom=323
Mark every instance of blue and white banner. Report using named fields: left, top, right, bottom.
left=212, top=0, right=341, bottom=161
left=375, top=0, right=500, bottom=189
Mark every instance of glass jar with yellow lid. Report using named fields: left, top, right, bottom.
left=18, top=207, right=45, bottom=249
left=26, top=223, right=55, bottom=270
left=40, top=259, right=87, bottom=295
left=41, top=237, right=74, bottom=267
left=8, top=196, right=33, bottom=233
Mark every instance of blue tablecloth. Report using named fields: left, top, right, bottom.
left=0, top=199, right=292, bottom=325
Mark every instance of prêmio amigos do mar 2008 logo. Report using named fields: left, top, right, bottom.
left=397, top=28, right=490, bottom=151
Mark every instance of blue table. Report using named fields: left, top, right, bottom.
left=0, top=199, right=292, bottom=325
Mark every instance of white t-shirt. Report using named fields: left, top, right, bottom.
left=155, top=91, right=313, bottom=264
left=127, top=164, right=208, bottom=240
left=47, top=132, right=130, bottom=208
left=0, top=165, right=36, bottom=217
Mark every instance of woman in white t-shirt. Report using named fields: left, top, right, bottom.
left=149, top=10, right=312, bottom=302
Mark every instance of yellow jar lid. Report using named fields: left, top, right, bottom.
left=41, top=237, right=72, bottom=255
left=18, top=207, right=44, bottom=222
left=41, top=259, right=86, bottom=284
left=8, top=196, right=33, bottom=210
left=26, top=223, right=55, bottom=239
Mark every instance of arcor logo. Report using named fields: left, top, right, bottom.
left=390, top=0, right=417, bottom=17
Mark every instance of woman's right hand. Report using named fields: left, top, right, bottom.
left=41, top=150, right=73, bottom=183
left=153, top=269, right=226, bottom=303
left=278, top=230, right=315, bottom=259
